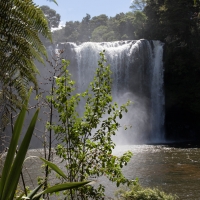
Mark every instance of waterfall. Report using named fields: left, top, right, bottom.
left=53, top=39, right=165, bottom=143
left=150, top=41, right=165, bottom=141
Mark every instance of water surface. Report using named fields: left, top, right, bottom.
left=10, top=144, right=200, bottom=199
left=110, top=144, right=200, bottom=199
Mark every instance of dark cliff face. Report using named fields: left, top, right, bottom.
left=165, top=106, right=200, bottom=141
left=164, top=44, right=200, bottom=142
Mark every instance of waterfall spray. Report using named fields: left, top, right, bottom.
left=54, top=39, right=165, bottom=143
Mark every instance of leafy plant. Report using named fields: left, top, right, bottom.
left=115, top=180, right=178, bottom=200
left=26, top=158, right=90, bottom=200
left=0, top=91, right=39, bottom=200
left=47, top=51, right=133, bottom=199
left=0, top=0, right=51, bottom=137
left=47, top=0, right=58, bottom=5
left=0, top=90, right=90, bottom=200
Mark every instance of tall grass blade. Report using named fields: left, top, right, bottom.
left=32, top=181, right=90, bottom=199
left=2, top=109, right=39, bottom=199
left=27, top=183, right=44, bottom=199
left=40, top=158, right=67, bottom=180
left=0, top=95, right=29, bottom=199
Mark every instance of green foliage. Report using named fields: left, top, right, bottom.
left=27, top=158, right=90, bottom=200
left=40, top=5, right=61, bottom=29
left=115, top=180, right=178, bottom=200
left=39, top=5, right=61, bottom=47
left=0, top=90, right=90, bottom=200
left=0, top=0, right=51, bottom=86
left=91, top=26, right=109, bottom=42
left=90, top=14, right=108, bottom=31
left=47, top=0, right=58, bottom=5
left=130, top=0, right=147, bottom=12
left=52, top=11, right=147, bottom=43
left=0, top=90, right=39, bottom=200
left=0, top=0, right=51, bottom=131
left=47, top=51, right=133, bottom=199
left=78, top=13, right=92, bottom=42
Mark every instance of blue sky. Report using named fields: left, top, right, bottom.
left=34, top=0, right=132, bottom=25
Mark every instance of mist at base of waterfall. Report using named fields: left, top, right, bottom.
left=55, top=40, right=165, bottom=144
left=26, top=39, right=165, bottom=148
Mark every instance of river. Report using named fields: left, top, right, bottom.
left=110, top=144, right=200, bottom=199
left=20, top=143, right=200, bottom=199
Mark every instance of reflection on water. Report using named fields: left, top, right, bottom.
left=4, top=144, right=200, bottom=199
left=111, top=144, right=200, bottom=200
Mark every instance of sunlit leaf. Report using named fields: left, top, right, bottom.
left=40, top=158, right=67, bottom=180
left=33, top=181, right=90, bottom=199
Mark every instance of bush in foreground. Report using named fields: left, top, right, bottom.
left=115, top=181, right=178, bottom=200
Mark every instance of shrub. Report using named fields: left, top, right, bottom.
left=115, top=180, right=178, bottom=200
left=47, top=51, right=133, bottom=199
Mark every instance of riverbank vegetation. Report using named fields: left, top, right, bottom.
left=115, top=180, right=178, bottom=200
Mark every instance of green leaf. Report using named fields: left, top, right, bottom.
left=27, top=183, right=44, bottom=199
left=33, top=182, right=90, bottom=199
left=2, top=108, right=39, bottom=200
left=40, top=158, right=67, bottom=180
left=0, top=105, right=26, bottom=199
left=43, top=181, right=91, bottom=193
left=0, top=89, right=31, bottom=199
left=52, top=0, right=58, bottom=6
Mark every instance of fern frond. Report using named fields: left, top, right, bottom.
left=0, top=0, right=51, bottom=90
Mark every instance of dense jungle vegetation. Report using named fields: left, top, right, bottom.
left=41, top=0, right=200, bottom=141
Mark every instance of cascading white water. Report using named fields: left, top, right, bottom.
left=150, top=41, right=165, bottom=141
left=56, top=39, right=165, bottom=143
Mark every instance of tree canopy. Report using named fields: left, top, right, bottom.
left=40, top=5, right=61, bottom=29
left=52, top=11, right=147, bottom=44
